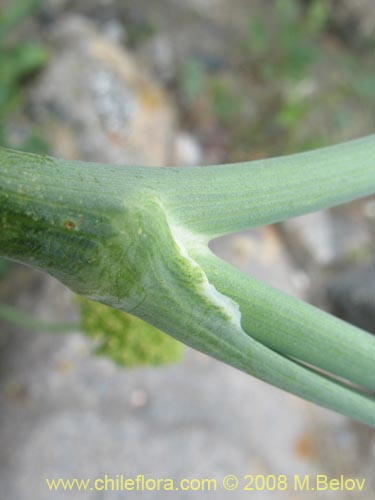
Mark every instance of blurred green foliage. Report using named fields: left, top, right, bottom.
left=80, top=298, right=182, bottom=368
left=208, top=78, right=243, bottom=124
left=0, top=257, right=9, bottom=278
left=180, top=59, right=244, bottom=129
left=179, top=0, right=375, bottom=159
left=245, top=0, right=327, bottom=81
left=0, top=0, right=48, bottom=150
left=0, top=0, right=49, bottom=285
left=181, top=59, right=205, bottom=103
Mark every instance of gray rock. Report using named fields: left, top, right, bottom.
left=174, top=131, right=202, bottom=166
left=327, top=264, right=375, bottom=334
left=332, top=0, right=375, bottom=41
left=283, top=212, right=337, bottom=266
left=281, top=206, right=372, bottom=268
left=30, top=16, right=176, bottom=166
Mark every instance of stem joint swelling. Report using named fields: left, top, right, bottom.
left=0, top=136, right=375, bottom=426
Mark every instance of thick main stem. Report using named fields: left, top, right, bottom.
left=1, top=142, right=374, bottom=426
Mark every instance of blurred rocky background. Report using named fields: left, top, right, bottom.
left=0, top=0, right=374, bottom=498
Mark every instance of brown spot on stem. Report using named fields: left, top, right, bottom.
left=64, top=220, right=75, bottom=231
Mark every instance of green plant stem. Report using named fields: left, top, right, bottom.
left=195, top=251, right=375, bottom=390
left=160, top=134, right=375, bottom=237
left=0, top=139, right=374, bottom=426
left=0, top=303, right=77, bottom=333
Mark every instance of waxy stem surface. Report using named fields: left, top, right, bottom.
left=1, top=136, right=375, bottom=426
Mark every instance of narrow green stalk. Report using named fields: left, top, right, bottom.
left=0, top=139, right=374, bottom=426
left=159, top=134, right=375, bottom=237
left=195, top=251, right=375, bottom=390
left=0, top=303, right=77, bottom=333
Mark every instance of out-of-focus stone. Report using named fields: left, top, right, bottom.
left=210, top=225, right=310, bottom=299
left=326, top=264, right=375, bottom=334
left=283, top=212, right=336, bottom=264
left=30, top=16, right=176, bottom=166
left=282, top=212, right=336, bottom=266
left=363, top=199, right=375, bottom=220
left=174, top=131, right=202, bottom=166
left=281, top=206, right=372, bottom=267
left=332, top=0, right=375, bottom=41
